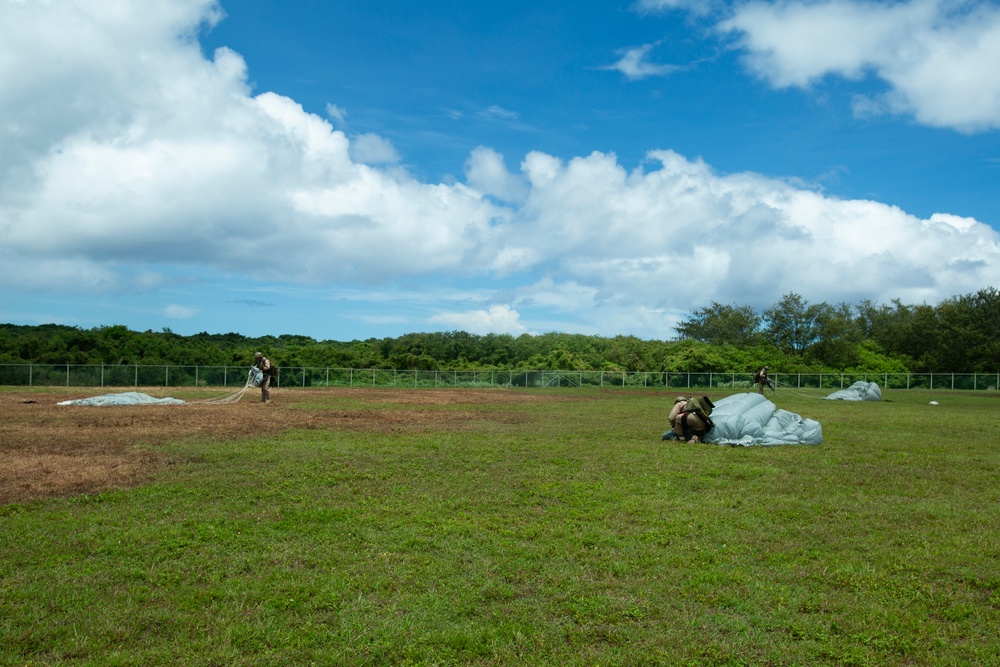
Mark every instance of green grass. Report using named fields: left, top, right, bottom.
left=2, top=388, right=1000, bottom=665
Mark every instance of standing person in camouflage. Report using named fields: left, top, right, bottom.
left=253, top=352, right=274, bottom=403
left=754, top=366, right=771, bottom=394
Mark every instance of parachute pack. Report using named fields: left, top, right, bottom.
left=684, top=395, right=715, bottom=431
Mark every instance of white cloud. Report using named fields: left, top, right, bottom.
left=349, top=133, right=400, bottom=165
left=464, top=147, right=528, bottom=203
left=0, top=0, right=505, bottom=286
left=718, top=0, right=1000, bottom=131
left=430, top=305, right=528, bottom=336
left=2, top=0, right=999, bottom=339
left=501, top=148, right=1000, bottom=316
left=325, top=103, right=348, bottom=128
left=634, top=0, right=718, bottom=16
left=479, top=105, right=519, bottom=121
left=603, top=43, right=680, bottom=80
left=164, top=304, right=197, bottom=319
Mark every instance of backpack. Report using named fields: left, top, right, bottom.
left=267, top=361, right=279, bottom=378
left=685, top=396, right=715, bottom=431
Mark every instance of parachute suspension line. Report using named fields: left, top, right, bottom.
left=190, top=368, right=259, bottom=405
left=773, top=379, right=825, bottom=400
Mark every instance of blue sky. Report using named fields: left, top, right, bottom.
left=2, top=0, right=999, bottom=341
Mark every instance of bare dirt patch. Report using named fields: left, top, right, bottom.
left=0, top=387, right=559, bottom=504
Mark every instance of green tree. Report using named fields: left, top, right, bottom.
left=934, top=287, right=1000, bottom=371
left=807, top=302, right=862, bottom=369
left=675, top=302, right=763, bottom=347
left=764, top=293, right=822, bottom=355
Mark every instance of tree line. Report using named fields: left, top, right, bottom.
left=2, top=288, right=998, bottom=373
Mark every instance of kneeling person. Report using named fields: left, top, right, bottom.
left=668, top=395, right=715, bottom=443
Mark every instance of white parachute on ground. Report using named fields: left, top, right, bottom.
left=664, top=393, right=822, bottom=447
left=57, top=391, right=186, bottom=406
left=824, top=381, right=882, bottom=401
left=57, top=369, right=261, bottom=406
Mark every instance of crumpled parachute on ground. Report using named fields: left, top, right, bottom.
left=664, top=392, right=823, bottom=447
left=57, top=391, right=186, bottom=406
left=824, top=381, right=882, bottom=401
left=57, top=369, right=261, bottom=406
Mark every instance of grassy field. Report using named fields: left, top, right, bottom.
left=2, top=387, right=999, bottom=665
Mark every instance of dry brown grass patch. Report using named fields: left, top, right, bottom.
left=0, top=387, right=555, bottom=504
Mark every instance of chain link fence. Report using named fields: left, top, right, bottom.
left=2, top=364, right=998, bottom=391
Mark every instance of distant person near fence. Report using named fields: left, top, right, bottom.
left=754, top=366, right=775, bottom=394
left=253, top=352, right=276, bottom=403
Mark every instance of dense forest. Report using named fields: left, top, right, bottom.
left=2, top=289, right=998, bottom=373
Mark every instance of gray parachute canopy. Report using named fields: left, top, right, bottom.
left=57, top=392, right=186, bottom=406
left=663, top=392, right=823, bottom=447
left=824, top=381, right=882, bottom=401
left=56, top=369, right=262, bottom=407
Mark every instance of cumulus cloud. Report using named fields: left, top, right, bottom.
left=325, top=103, right=348, bottom=128
left=430, top=305, right=528, bottom=336
left=503, top=147, right=1000, bottom=317
left=2, top=0, right=999, bottom=339
left=717, top=0, right=1000, bottom=131
left=464, top=147, right=529, bottom=203
left=349, top=133, right=400, bottom=165
left=0, top=0, right=505, bottom=288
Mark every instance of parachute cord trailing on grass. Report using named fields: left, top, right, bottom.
left=191, top=367, right=261, bottom=405
left=773, top=380, right=827, bottom=400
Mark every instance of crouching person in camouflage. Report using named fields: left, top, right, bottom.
left=667, top=395, right=715, bottom=443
